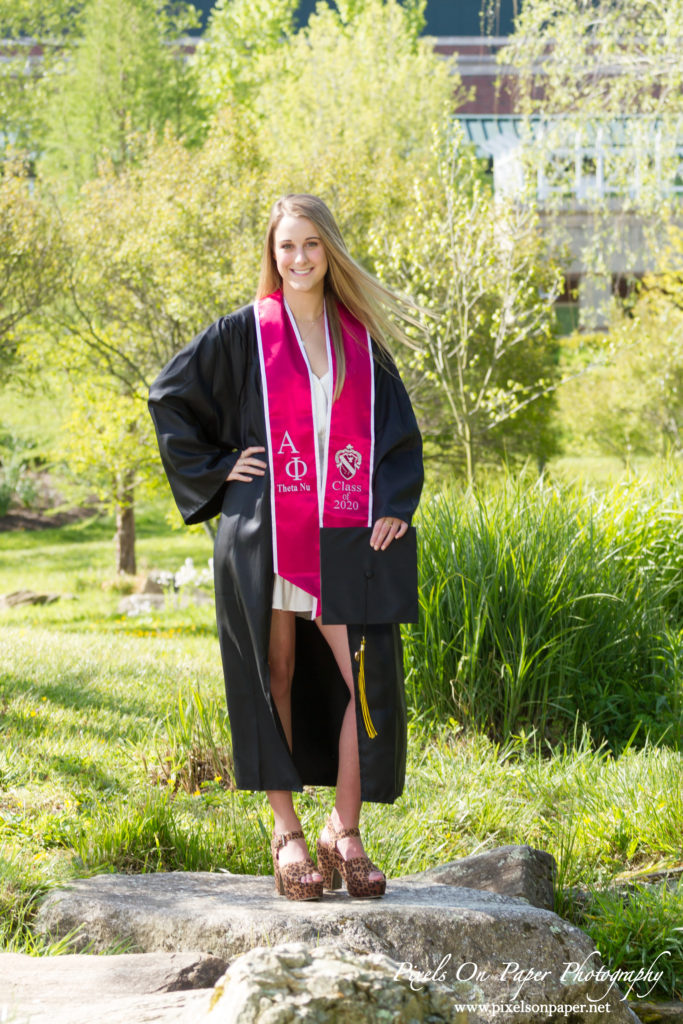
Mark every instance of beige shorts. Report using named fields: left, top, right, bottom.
left=272, top=574, right=317, bottom=620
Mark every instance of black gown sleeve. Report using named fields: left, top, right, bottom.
left=372, top=347, right=424, bottom=525
left=148, top=315, right=246, bottom=525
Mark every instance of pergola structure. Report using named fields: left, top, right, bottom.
left=460, top=114, right=683, bottom=327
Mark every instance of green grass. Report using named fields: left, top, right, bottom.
left=0, top=492, right=682, bottom=997
left=0, top=620, right=682, bottom=994
left=404, top=469, right=683, bottom=749
left=0, top=503, right=216, bottom=634
left=0, top=383, right=65, bottom=458
left=573, top=881, right=683, bottom=1000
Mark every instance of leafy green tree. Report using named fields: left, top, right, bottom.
left=54, top=377, right=161, bottom=573
left=193, top=0, right=459, bottom=258
left=0, top=0, right=81, bottom=35
left=44, top=0, right=459, bottom=391
left=252, top=0, right=459, bottom=255
left=22, top=0, right=469, bottom=562
left=193, top=0, right=298, bottom=110
left=499, top=0, right=683, bottom=120
left=0, top=165, right=66, bottom=379
left=0, top=0, right=85, bottom=157
left=40, top=0, right=202, bottom=189
left=371, top=133, right=562, bottom=482
left=33, top=118, right=269, bottom=569
left=47, top=120, right=267, bottom=391
left=558, top=272, right=683, bottom=465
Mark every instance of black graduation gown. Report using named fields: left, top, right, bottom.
left=147, top=303, right=423, bottom=803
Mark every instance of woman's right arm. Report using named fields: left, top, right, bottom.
left=148, top=317, right=244, bottom=524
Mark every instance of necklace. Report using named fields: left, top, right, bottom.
left=296, top=312, right=324, bottom=344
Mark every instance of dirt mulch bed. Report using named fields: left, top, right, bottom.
left=0, top=506, right=97, bottom=532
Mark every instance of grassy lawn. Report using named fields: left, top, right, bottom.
left=1, top=503, right=682, bottom=999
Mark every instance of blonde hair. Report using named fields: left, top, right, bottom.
left=256, top=193, right=419, bottom=399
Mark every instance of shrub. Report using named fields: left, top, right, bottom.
left=0, top=432, right=39, bottom=515
left=403, top=474, right=682, bottom=749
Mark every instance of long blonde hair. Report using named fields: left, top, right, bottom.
left=256, top=194, right=418, bottom=400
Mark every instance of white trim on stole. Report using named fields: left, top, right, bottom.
left=253, top=304, right=279, bottom=575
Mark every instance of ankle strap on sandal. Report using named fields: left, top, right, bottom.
left=272, top=829, right=304, bottom=849
left=325, top=816, right=360, bottom=840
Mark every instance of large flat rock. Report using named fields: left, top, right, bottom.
left=0, top=951, right=225, bottom=1024
left=35, top=871, right=639, bottom=1020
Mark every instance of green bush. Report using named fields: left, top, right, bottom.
left=404, top=473, right=682, bottom=749
left=0, top=430, right=39, bottom=515
left=573, top=881, right=683, bottom=1001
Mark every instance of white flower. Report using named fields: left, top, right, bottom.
left=174, top=558, right=197, bottom=588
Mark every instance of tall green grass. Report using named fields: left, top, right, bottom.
left=404, top=473, right=682, bottom=749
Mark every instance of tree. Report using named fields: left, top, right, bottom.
left=251, top=0, right=460, bottom=256
left=39, top=0, right=202, bottom=189
left=193, top=0, right=298, bottom=111
left=48, top=119, right=267, bottom=390
left=558, top=271, right=683, bottom=465
left=371, top=132, right=562, bottom=482
left=192, top=0, right=460, bottom=258
left=0, top=165, right=65, bottom=380
left=0, top=0, right=85, bottom=158
left=18, top=0, right=469, bottom=567
left=498, top=0, right=683, bottom=120
left=54, top=377, right=161, bottom=573
left=29, top=117, right=269, bottom=570
left=43, top=0, right=459, bottom=396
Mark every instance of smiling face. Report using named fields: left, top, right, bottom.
left=272, top=215, right=328, bottom=300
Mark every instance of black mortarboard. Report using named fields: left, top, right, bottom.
left=319, top=526, right=419, bottom=740
left=320, top=526, right=419, bottom=626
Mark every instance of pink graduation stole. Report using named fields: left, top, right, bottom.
left=255, top=290, right=374, bottom=617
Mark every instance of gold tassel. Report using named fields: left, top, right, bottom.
left=355, top=636, right=378, bottom=739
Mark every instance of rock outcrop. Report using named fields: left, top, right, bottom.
left=0, top=589, right=61, bottom=607
left=0, top=951, right=226, bottom=1024
left=404, top=843, right=556, bottom=910
left=203, top=942, right=475, bottom=1023
left=36, top=865, right=639, bottom=1021
left=202, top=941, right=642, bottom=1023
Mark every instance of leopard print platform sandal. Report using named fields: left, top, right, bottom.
left=271, top=829, right=323, bottom=901
left=316, top=816, right=386, bottom=898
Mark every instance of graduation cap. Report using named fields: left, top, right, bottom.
left=320, top=526, right=419, bottom=739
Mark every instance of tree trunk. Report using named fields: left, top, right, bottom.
left=115, top=475, right=136, bottom=575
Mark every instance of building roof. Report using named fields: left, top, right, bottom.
left=459, top=115, right=526, bottom=157
left=190, top=0, right=517, bottom=36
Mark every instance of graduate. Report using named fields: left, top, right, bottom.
left=148, top=194, right=423, bottom=902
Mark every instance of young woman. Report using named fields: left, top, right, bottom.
left=148, top=194, right=423, bottom=902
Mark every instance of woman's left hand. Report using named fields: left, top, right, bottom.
left=370, top=517, right=409, bottom=551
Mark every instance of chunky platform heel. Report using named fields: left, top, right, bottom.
left=316, top=816, right=386, bottom=899
left=315, top=838, right=343, bottom=891
left=271, top=829, right=323, bottom=901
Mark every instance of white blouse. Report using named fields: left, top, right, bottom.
left=271, top=369, right=331, bottom=619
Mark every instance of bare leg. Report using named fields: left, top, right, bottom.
left=266, top=609, right=321, bottom=884
left=268, top=608, right=296, bottom=751
left=315, top=619, right=384, bottom=882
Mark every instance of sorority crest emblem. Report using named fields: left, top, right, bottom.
left=335, top=444, right=362, bottom=480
